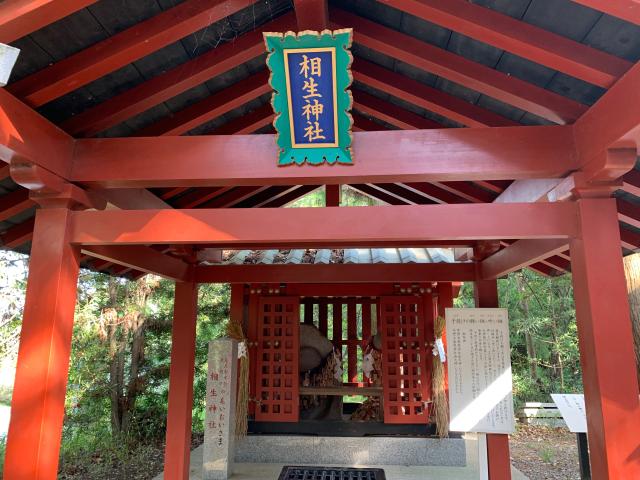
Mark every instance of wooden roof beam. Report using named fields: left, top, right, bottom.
left=0, top=0, right=98, bottom=44
left=353, top=59, right=518, bottom=127
left=617, top=198, right=640, bottom=229
left=236, top=186, right=300, bottom=208
left=430, top=181, right=496, bottom=203
left=332, top=8, right=587, bottom=124
left=0, top=89, right=73, bottom=177
left=574, top=61, right=640, bottom=166
left=348, top=184, right=411, bottom=205
left=403, top=183, right=469, bottom=204
left=70, top=126, right=580, bottom=188
left=494, top=179, right=563, bottom=203
left=352, top=113, right=385, bottom=131
left=352, top=90, right=443, bottom=129
left=294, top=0, right=328, bottom=30
left=81, top=245, right=191, bottom=281
left=620, top=228, right=640, bottom=251
left=195, top=262, right=476, bottom=283
left=208, top=104, right=274, bottom=135
left=0, top=189, right=33, bottom=222
left=93, top=188, right=170, bottom=209
left=136, top=71, right=271, bottom=136
left=198, top=186, right=270, bottom=209
left=570, top=1, right=640, bottom=26
left=623, top=170, right=640, bottom=198
left=365, top=183, right=435, bottom=205
left=173, top=187, right=233, bottom=209
left=261, top=185, right=321, bottom=208
left=481, top=239, right=570, bottom=279
left=61, top=13, right=296, bottom=137
left=0, top=218, right=33, bottom=248
left=381, top=0, right=631, bottom=88
left=8, top=0, right=255, bottom=107
left=67, top=203, right=579, bottom=246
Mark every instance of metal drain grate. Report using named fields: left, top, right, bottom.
left=278, top=466, right=386, bottom=480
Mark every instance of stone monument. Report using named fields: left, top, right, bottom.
left=203, top=338, right=238, bottom=480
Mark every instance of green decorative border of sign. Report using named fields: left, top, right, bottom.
left=264, top=29, right=353, bottom=166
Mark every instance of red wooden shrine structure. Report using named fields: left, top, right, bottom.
left=237, top=276, right=458, bottom=426
left=1, top=1, right=640, bottom=479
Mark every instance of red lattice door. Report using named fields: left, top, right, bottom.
left=380, top=296, right=430, bottom=424
left=255, top=297, right=300, bottom=422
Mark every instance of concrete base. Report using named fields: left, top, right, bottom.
left=235, top=435, right=466, bottom=467
left=152, top=435, right=530, bottom=480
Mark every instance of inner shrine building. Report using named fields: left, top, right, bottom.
left=1, top=1, right=640, bottom=479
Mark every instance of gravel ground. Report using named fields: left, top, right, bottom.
left=510, top=424, right=582, bottom=480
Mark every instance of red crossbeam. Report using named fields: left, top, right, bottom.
left=67, top=203, right=579, bottom=246
left=70, top=126, right=579, bottom=188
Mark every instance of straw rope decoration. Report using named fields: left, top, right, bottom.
left=226, top=321, right=249, bottom=438
left=433, top=315, right=449, bottom=438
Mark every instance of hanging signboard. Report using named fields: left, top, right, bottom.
left=445, top=308, right=515, bottom=434
left=264, top=29, right=353, bottom=166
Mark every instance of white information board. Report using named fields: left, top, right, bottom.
left=446, top=308, right=515, bottom=434
left=551, top=393, right=587, bottom=433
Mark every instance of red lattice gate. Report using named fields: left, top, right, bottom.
left=380, top=296, right=430, bottom=424
left=254, top=296, right=300, bottom=422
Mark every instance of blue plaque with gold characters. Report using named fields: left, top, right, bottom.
left=264, top=29, right=353, bottom=166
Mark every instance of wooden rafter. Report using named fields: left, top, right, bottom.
left=332, top=8, right=587, bottom=124
left=81, top=245, right=191, bottom=281
left=60, top=13, right=296, bottom=137
left=0, top=0, right=98, bottom=43
left=7, top=0, right=255, bottom=107
left=353, top=90, right=442, bottom=129
left=353, top=59, right=518, bottom=127
left=570, top=0, right=640, bottom=25
left=208, top=104, right=274, bottom=135
left=381, top=0, right=631, bottom=88
left=136, top=71, right=271, bottom=136
left=0, top=218, right=34, bottom=248
left=0, top=189, right=33, bottom=222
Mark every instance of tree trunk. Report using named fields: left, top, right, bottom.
left=623, top=253, right=640, bottom=386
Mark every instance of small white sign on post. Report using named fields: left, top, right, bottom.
left=446, top=308, right=515, bottom=434
left=551, top=393, right=587, bottom=433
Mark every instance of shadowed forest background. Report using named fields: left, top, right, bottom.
left=0, top=189, right=584, bottom=479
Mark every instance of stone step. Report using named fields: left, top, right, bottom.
left=234, top=435, right=466, bottom=467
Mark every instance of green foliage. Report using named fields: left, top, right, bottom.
left=59, top=274, right=230, bottom=474
left=459, top=271, right=582, bottom=407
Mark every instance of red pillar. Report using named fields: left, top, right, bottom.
left=4, top=208, right=80, bottom=480
left=570, top=198, right=640, bottom=479
left=474, top=278, right=512, bottom=480
left=163, top=281, right=198, bottom=480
